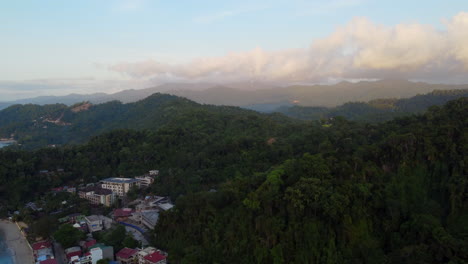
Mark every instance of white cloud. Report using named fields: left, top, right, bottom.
left=108, top=12, right=468, bottom=84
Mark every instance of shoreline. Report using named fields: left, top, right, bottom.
left=0, top=220, right=34, bottom=264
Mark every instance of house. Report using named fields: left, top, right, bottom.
left=143, top=251, right=167, bottom=264
left=100, top=178, right=140, bottom=197
left=138, top=247, right=167, bottom=264
left=65, top=246, right=82, bottom=262
left=25, top=202, right=39, bottom=211
left=113, top=208, right=134, bottom=222
left=116, top=247, right=139, bottom=264
left=84, top=215, right=112, bottom=233
left=148, top=170, right=159, bottom=176
left=80, top=239, right=97, bottom=250
left=32, top=241, right=53, bottom=261
left=88, top=243, right=114, bottom=264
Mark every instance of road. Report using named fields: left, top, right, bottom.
left=52, top=241, right=66, bottom=264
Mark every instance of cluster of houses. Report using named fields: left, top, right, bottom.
left=29, top=170, right=172, bottom=264
left=32, top=239, right=167, bottom=264
left=32, top=240, right=56, bottom=264
left=33, top=209, right=169, bottom=264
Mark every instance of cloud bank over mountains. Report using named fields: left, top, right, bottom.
left=109, top=12, right=468, bottom=84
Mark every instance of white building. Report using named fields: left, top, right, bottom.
left=135, top=175, right=154, bottom=188
left=100, top=178, right=140, bottom=197
left=85, top=215, right=112, bottom=232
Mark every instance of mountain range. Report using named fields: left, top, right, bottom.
left=2, top=80, right=468, bottom=110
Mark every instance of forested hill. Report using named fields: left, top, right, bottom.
left=276, top=89, right=468, bottom=122
left=0, top=93, right=288, bottom=149
left=154, top=98, right=468, bottom=263
left=0, top=98, right=466, bottom=263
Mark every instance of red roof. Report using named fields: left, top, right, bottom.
left=40, top=259, right=58, bottom=264
left=84, top=239, right=97, bottom=248
left=144, top=252, right=167, bottom=263
left=66, top=251, right=82, bottom=260
left=32, top=241, right=52, bottom=251
left=114, top=208, right=134, bottom=217
left=116, top=247, right=139, bottom=259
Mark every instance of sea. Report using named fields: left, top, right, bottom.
left=0, top=231, right=14, bottom=264
left=0, top=142, right=12, bottom=149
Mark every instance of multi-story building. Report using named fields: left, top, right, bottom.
left=100, top=178, right=140, bottom=197
left=78, top=187, right=115, bottom=207
left=134, top=175, right=154, bottom=188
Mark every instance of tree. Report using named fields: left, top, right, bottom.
left=53, top=224, right=85, bottom=248
left=123, top=235, right=140, bottom=248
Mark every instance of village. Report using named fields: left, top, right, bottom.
left=9, top=170, right=173, bottom=264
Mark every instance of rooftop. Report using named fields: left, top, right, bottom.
left=116, top=247, right=139, bottom=259
left=144, top=251, right=166, bottom=263
left=85, top=215, right=110, bottom=222
left=158, top=203, right=174, bottom=211
left=114, top=208, right=134, bottom=217
left=142, top=211, right=159, bottom=223
left=32, top=241, right=52, bottom=251
left=39, top=259, right=58, bottom=264
left=101, top=177, right=140, bottom=184
left=80, top=186, right=113, bottom=195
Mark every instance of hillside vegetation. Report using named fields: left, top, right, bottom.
left=0, top=94, right=466, bottom=263
left=276, top=89, right=468, bottom=122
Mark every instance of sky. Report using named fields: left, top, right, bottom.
left=1, top=0, right=468, bottom=100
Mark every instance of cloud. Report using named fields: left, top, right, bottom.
left=108, top=12, right=468, bottom=84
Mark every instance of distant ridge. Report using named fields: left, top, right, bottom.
left=1, top=80, right=468, bottom=110
left=275, top=89, right=468, bottom=122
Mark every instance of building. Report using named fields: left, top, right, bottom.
left=32, top=241, right=53, bottom=262
left=113, top=208, right=134, bottom=222
left=116, top=247, right=139, bottom=264
left=143, top=251, right=167, bottom=264
left=141, top=210, right=159, bottom=230
left=84, top=215, right=112, bottom=232
left=78, top=187, right=115, bottom=207
left=148, top=170, right=159, bottom=176
left=135, top=196, right=169, bottom=212
left=80, top=239, right=97, bottom=250
left=100, top=178, right=140, bottom=197
left=157, top=203, right=174, bottom=211
left=88, top=244, right=114, bottom=264
left=138, top=247, right=156, bottom=264
left=135, top=175, right=154, bottom=188
left=65, top=246, right=82, bottom=262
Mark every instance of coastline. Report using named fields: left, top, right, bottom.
left=0, top=220, right=34, bottom=264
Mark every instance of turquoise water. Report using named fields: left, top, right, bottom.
left=0, top=232, right=14, bottom=264
left=0, top=142, right=12, bottom=149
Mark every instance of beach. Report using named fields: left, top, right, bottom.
left=0, top=220, right=34, bottom=264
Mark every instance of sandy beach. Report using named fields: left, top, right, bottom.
left=0, top=220, right=34, bottom=264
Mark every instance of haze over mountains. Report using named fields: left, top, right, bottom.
left=1, top=80, right=468, bottom=111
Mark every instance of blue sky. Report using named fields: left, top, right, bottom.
left=1, top=0, right=468, bottom=99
